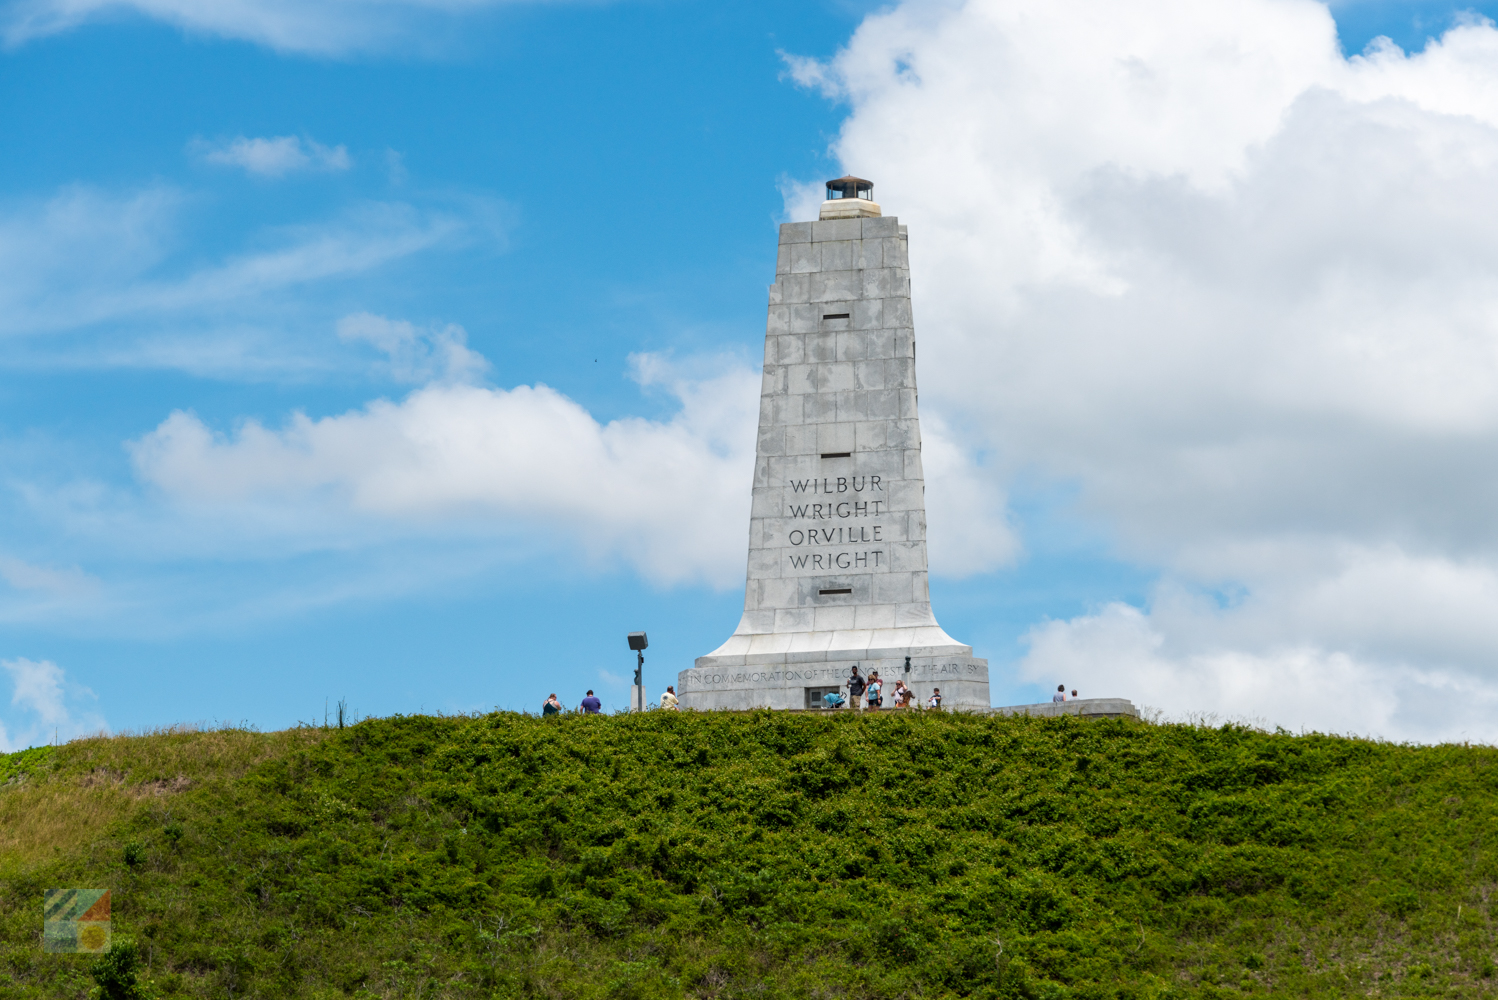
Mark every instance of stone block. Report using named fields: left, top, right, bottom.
left=878, top=237, right=907, bottom=268
left=854, top=238, right=882, bottom=270
left=750, top=490, right=779, bottom=518
left=887, top=329, right=912, bottom=359
left=784, top=423, right=818, bottom=455
left=816, top=422, right=855, bottom=453
left=885, top=297, right=914, bottom=327
left=812, top=218, right=861, bottom=242
left=893, top=272, right=911, bottom=298
left=766, top=305, right=790, bottom=337
left=895, top=603, right=938, bottom=628
left=780, top=273, right=811, bottom=304
left=790, top=241, right=819, bottom=274
left=784, top=364, right=814, bottom=395
left=741, top=609, right=776, bottom=633
left=813, top=604, right=857, bottom=632
left=873, top=571, right=914, bottom=604
left=890, top=542, right=927, bottom=573
left=913, top=573, right=930, bottom=601
left=768, top=283, right=782, bottom=305
left=776, top=244, right=792, bottom=275
left=775, top=607, right=816, bottom=632
left=803, top=393, right=837, bottom=423
left=854, top=359, right=887, bottom=391
left=748, top=546, right=781, bottom=575
left=780, top=222, right=813, bottom=244
left=886, top=418, right=919, bottom=449
left=747, top=632, right=795, bottom=655
left=825, top=361, right=856, bottom=393
left=884, top=357, right=914, bottom=389
left=820, top=239, right=856, bottom=271
left=904, top=449, right=925, bottom=481
left=855, top=603, right=898, bottom=630
left=897, top=388, right=919, bottom=418
left=790, top=304, right=820, bottom=334
left=862, top=216, right=900, bottom=239
left=861, top=269, right=894, bottom=299
left=761, top=366, right=786, bottom=396
left=854, top=420, right=886, bottom=451
left=779, top=334, right=808, bottom=367
left=811, top=270, right=861, bottom=303
left=852, top=298, right=883, bottom=330
left=760, top=577, right=798, bottom=608
left=836, top=331, right=869, bottom=362
left=801, top=331, right=833, bottom=365
left=770, top=393, right=802, bottom=426
left=757, top=425, right=784, bottom=456
left=888, top=477, right=923, bottom=512
left=866, top=389, right=901, bottom=419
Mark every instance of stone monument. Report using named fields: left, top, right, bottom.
left=678, top=177, right=991, bottom=711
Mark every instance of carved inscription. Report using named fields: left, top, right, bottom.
left=784, top=476, right=891, bottom=573
left=684, top=661, right=984, bottom=690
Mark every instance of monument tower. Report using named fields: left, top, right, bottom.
left=678, top=178, right=991, bottom=711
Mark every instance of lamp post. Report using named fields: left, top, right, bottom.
left=627, top=632, right=648, bottom=712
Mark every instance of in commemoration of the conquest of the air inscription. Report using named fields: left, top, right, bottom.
left=679, top=179, right=990, bottom=712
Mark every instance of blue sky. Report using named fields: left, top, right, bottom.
left=4, top=0, right=1498, bottom=745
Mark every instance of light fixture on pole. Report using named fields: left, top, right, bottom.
left=627, top=632, right=648, bottom=712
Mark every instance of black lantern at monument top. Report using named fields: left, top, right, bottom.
left=627, top=631, right=648, bottom=687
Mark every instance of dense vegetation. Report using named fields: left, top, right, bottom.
left=1, top=710, right=1495, bottom=999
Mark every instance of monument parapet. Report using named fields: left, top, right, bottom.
left=680, top=178, right=991, bottom=711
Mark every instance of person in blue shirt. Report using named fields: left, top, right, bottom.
left=580, top=690, right=602, bottom=714
left=1053, top=685, right=1066, bottom=703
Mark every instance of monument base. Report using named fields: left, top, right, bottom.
left=993, top=698, right=1139, bottom=719
left=630, top=685, right=647, bottom=712
left=679, top=627, right=990, bottom=712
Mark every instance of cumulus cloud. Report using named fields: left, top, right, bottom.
left=786, top=0, right=1498, bottom=741
left=191, top=135, right=351, bottom=177
left=1, top=657, right=104, bottom=751
left=128, top=351, right=763, bottom=586
left=2, top=0, right=556, bottom=54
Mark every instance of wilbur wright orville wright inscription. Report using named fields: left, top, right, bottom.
left=678, top=177, right=991, bottom=711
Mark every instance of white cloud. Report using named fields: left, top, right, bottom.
left=1, top=657, right=105, bottom=750
left=192, top=135, right=351, bottom=177
left=784, top=0, right=1498, bottom=740
left=0, top=184, right=481, bottom=372
left=0, top=555, right=99, bottom=596
left=336, top=312, right=488, bottom=384
left=2, top=0, right=559, bottom=54
left=128, top=351, right=763, bottom=586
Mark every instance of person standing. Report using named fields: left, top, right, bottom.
left=542, top=693, right=562, bottom=716
left=867, top=672, right=883, bottom=711
left=927, top=687, right=942, bottom=710
left=892, top=679, right=910, bottom=708
left=847, top=667, right=866, bottom=711
left=1053, top=685, right=1066, bottom=703
left=660, top=686, right=679, bottom=711
left=580, top=690, right=602, bottom=714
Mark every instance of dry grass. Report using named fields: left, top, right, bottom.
left=0, top=723, right=332, bottom=875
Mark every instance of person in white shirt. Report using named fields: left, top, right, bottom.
left=659, top=685, right=679, bottom=710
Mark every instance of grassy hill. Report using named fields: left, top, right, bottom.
left=0, top=710, right=1495, bottom=999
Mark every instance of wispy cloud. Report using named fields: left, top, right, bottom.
left=1, top=657, right=105, bottom=751
left=191, top=135, right=351, bottom=177
left=2, top=0, right=565, bottom=55
left=0, top=555, right=99, bottom=597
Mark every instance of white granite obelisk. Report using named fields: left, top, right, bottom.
left=679, top=178, right=991, bottom=711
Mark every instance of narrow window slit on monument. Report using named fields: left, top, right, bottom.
left=818, top=588, right=853, bottom=596
left=820, top=452, right=851, bottom=459
left=821, top=313, right=850, bottom=320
